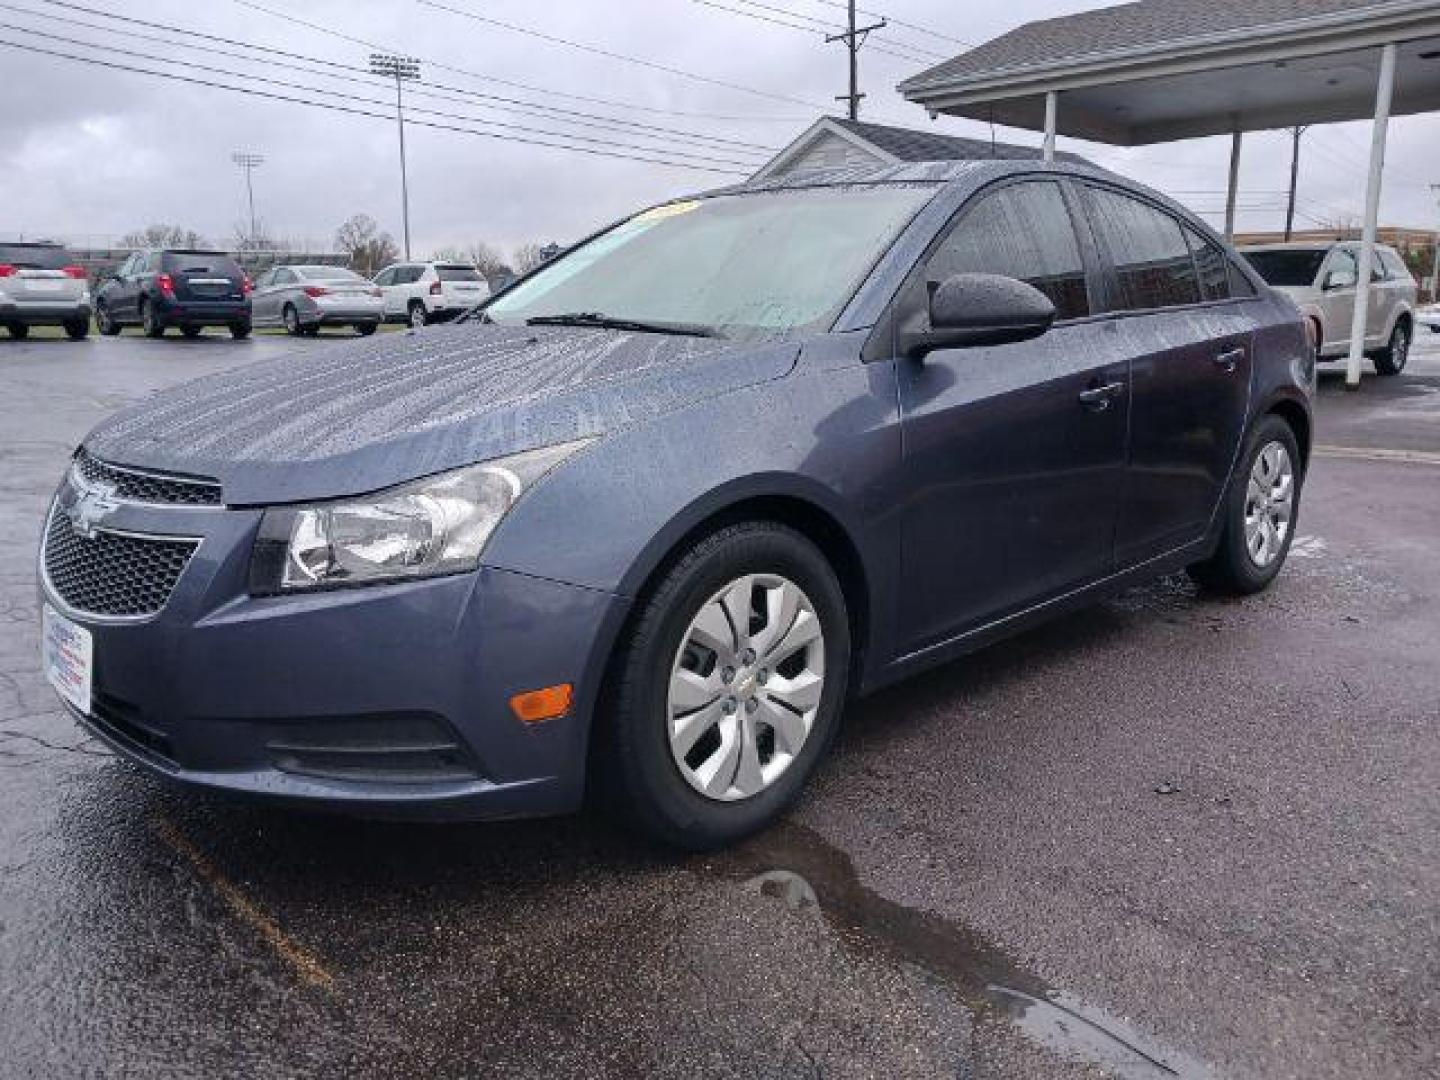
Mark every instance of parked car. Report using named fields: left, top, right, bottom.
left=1240, top=241, right=1416, bottom=375
left=373, top=261, right=491, bottom=328
left=250, top=265, right=383, bottom=336
left=94, top=249, right=251, bottom=339
left=1418, top=301, right=1440, bottom=333
left=0, top=241, right=91, bottom=339
left=40, top=161, right=1312, bottom=849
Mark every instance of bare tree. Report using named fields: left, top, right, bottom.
left=335, top=214, right=399, bottom=277
left=512, top=242, right=546, bottom=275
left=232, top=220, right=288, bottom=252
left=466, top=241, right=509, bottom=281
left=120, top=224, right=207, bottom=249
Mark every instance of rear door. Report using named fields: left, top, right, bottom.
left=164, top=252, right=245, bottom=304
left=113, top=252, right=147, bottom=321
left=249, top=268, right=278, bottom=323
left=1080, top=184, right=1257, bottom=567
left=436, top=264, right=490, bottom=309
left=893, top=178, right=1128, bottom=649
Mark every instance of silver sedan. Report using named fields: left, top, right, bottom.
left=250, top=265, right=384, bottom=336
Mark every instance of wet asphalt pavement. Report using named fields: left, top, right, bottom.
left=2, top=328, right=1437, bottom=1079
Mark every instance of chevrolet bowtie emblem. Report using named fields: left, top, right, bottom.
left=68, top=480, right=119, bottom=538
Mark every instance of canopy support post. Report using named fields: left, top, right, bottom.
left=1043, top=91, right=1057, bottom=162
left=1347, top=42, right=1398, bottom=390
left=1224, top=127, right=1242, bottom=240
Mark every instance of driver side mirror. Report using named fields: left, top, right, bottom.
left=900, top=273, right=1057, bottom=359
left=1324, top=268, right=1357, bottom=291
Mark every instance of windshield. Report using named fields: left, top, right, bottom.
left=1243, top=249, right=1327, bottom=287
left=485, top=186, right=935, bottom=339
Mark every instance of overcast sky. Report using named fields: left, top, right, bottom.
left=2, top=0, right=1436, bottom=263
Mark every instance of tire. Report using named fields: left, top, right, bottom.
left=355, top=322, right=377, bottom=336
left=63, top=318, right=89, bottom=340
left=282, top=304, right=303, bottom=337
left=601, top=521, right=851, bottom=850
left=141, top=299, right=164, bottom=338
left=1188, top=415, right=1303, bottom=595
left=407, top=301, right=428, bottom=329
left=229, top=320, right=252, bottom=340
left=1372, top=320, right=1410, bottom=376
left=7, top=322, right=29, bottom=339
left=181, top=325, right=203, bottom=339
left=95, top=303, right=121, bottom=336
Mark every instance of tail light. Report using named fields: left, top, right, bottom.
left=429, top=280, right=442, bottom=295
left=156, top=272, right=175, bottom=294
left=242, top=276, right=254, bottom=295
left=303, top=285, right=329, bottom=298
left=0, top=264, right=15, bottom=277
left=62, top=264, right=87, bottom=279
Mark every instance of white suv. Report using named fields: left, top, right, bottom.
left=372, top=262, right=491, bottom=328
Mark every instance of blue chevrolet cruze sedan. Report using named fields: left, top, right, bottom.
left=39, top=161, right=1313, bottom=848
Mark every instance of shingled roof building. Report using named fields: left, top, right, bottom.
left=897, top=0, right=1440, bottom=385
left=750, top=116, right=1085, bottom=181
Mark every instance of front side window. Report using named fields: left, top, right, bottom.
left=486, top=186, right=936, bottom=340
left=1325, top=249, right=1358, bottom=288
left=923, top=180, right=1091, bottom=320
left=1085, top=187, right=1200, bottom=311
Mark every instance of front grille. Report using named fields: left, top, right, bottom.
left=43, top=510, right=198, bottom=618
left=74, top=448, right=222, bottom=506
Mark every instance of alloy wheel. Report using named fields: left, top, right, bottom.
left=409, top=305, right=426, bottom=329
left=1390, top=324, right=1409, bottom=373
left=1244, top=441, right=1294, bottom=568
left=667, top=573, right=825, bottom=802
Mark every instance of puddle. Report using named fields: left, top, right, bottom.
left=721, top=822, right=1214, bottom=1079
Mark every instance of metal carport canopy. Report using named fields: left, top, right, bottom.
left=900, top=0, right=1440, bottom=387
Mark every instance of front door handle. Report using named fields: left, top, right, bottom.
left=1214, top=346, right=1246, bottom=372
left=1078, top=381, right=1125, bottom=412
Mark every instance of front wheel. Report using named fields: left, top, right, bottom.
left=95, top=303, right=121, bottom=336
left=180, top=325, right=203, bottom=339
left=601, top=522, right=850, bottom=850
left=1373, top=321, right=1410, bottom=376
left=355, top=322, right=378, bottom=336
left=1188, top=415, right=1302, bottom=595
left=64, top=318, right=90, bottom=340
left=407, top=301, right=428, bottom=329
left=229, top=320, right=252, bottom=340
left=6, top=322, right=28, bottom=339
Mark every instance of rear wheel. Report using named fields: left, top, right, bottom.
left=180, top=325, right=203, bottom=339
left=355, top=322, right=377, bottom=336
left=95, top=302, right=121, bottom=336
left=6, top=322, right=28, bottom=339
left=407, top=301, right=427, bottom=329
left=63, top=318, right=89, bottom=340
left=282, top=304, right=303, bottom=337
left=1373, top=320, right=1410, bottom=376
left=229, top=320, right=252, bottom=340
left=141, top=299, right=164, bottom=338
left=1188, top=415, right=1302, bottom=595
left=602, top=522, right=850, bottom=849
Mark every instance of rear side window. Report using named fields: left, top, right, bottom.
left=1243, top=249, right=1326, bottom=287
left=1379, top=249, right=1410, bottom=281
left=926, top=180, right=1090, bottom=320
left=0, top=244, right=70, bottom=269
left=395, top=266, right=424, bottom=285
left=436, top=265, right=481, bottom=282
left=1182, top=226, right=1231, bottom=302
left=1085, top=187, right=1200, bottom=311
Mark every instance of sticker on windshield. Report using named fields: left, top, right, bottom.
left=634, top=200, right=702, bottom=222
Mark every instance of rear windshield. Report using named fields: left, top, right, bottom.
left=1242, top=249, right=1327, bottom=287
left=0, top=244, right=70, bottom=269
left=162, top=252, right=243, bottom=277
left=297, top=266, right=363, bottom=281
left=437, top=265, right=482, bottom=282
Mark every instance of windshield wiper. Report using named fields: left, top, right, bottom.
left=525, top=312, right=723, bottom=338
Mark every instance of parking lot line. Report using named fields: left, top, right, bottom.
left=151, top=815, right=337, bottom=994
left=1314, top=444, right=1440, bottom=466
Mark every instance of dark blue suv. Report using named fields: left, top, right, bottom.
left=95, top=249, right=252, bottom=339
left=40, top=161, right=1313, bottom=848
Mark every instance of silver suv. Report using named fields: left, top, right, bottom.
left=0, top=242, right=92, bottom=340
left=1241, top=241, right=1416, bottom=375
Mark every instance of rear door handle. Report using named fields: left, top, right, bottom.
left=1214, top=346, right=1246, bottom=372
left=1078, top=381, right=1125, bottom=412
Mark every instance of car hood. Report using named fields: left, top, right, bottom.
left=83, top=324, right=798, bottom=505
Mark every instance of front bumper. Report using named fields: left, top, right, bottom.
left=40, top=482, right=627, bottom=820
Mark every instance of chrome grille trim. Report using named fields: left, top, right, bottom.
left=73, top=447, right=222, bottom=507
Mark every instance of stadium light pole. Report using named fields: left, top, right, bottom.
left=369, top=53, right=421, bottom=259
left=231, top=151, right=265, bottom=248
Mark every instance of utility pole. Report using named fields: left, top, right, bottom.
left=826, top=1, right=885, bottom=121
left=369, top=53, right=421, bottom=259
left=1283, top=125, right=1307, bottom=242
left=1429, top=183, right=1440, bottom=303
left=231, top=152, right=264, bottom=248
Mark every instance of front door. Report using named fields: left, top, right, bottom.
left=1080, top=185, right=1257, bottom=566
left=1318, top=248, right=1358, bottom=353
left=893, top=179, right=1128, bottom=652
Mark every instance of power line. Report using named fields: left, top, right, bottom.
left=688, top=0, right=947, bottom=63
left=415, top=0, right=828, bottom=110
left=0, top=21, right=767, bottom=169
left=15, top=0, right=780, bottom=153
left=796, top=0, right=971, bottom=46
left=0, top=36, right=753, bottom=175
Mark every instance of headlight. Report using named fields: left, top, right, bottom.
left=249, top=440, right=591, bottom=594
